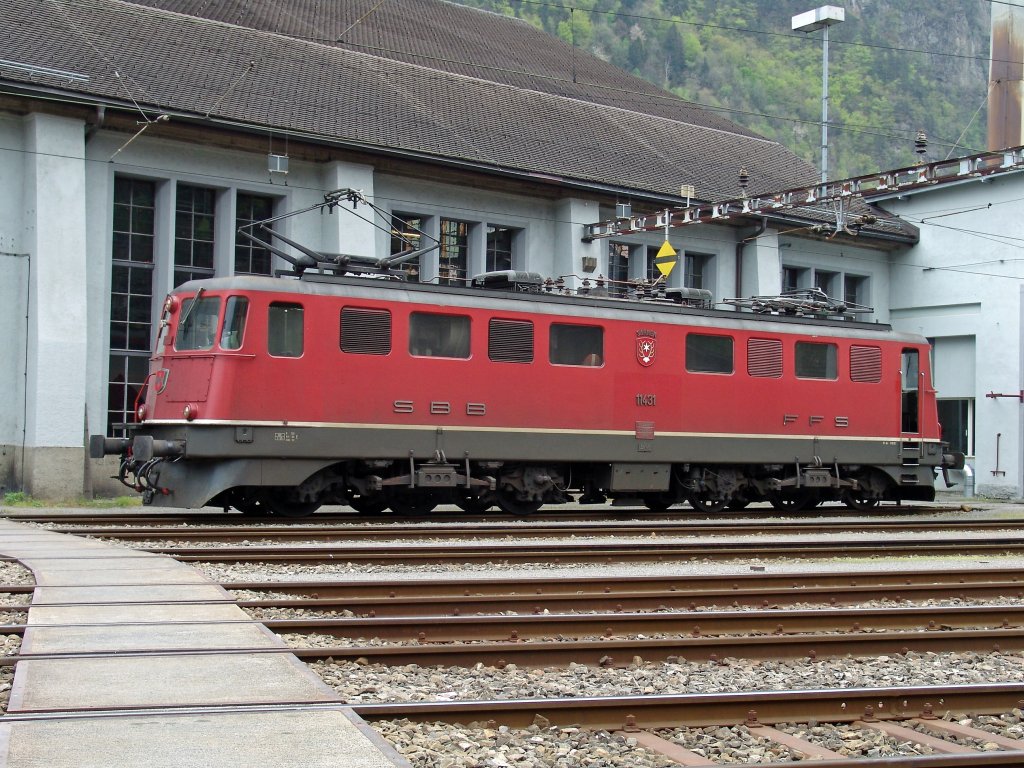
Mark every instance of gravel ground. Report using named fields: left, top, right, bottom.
left=774, top=721, right=934, bottom=758
left=196, top=553, right=1024, bottom=583
left=373, top=718, right=677, bottom=768
left=310, top=651, right=1024, bottom=704
left=961, top=710, right=1024, bottom=740
left=658, top=724, right=804, bottom=762
left=0, top=561, right=34, bottom=586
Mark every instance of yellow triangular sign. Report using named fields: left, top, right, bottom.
left=655, top=240, right=677, bottom=276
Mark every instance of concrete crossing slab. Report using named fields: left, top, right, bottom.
left=0, top=707, right=399, bottom=768
left=10, top=653, right=340, bottom=711
left=0, top=518, right=408, bottom=767
left=23, top=621, right=278, bottom=654
left=31, top=584, right=230, bottom=603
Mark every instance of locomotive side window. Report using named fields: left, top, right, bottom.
left=409, top=312, right=470, bottom=358
left=795, top=341, right=837, bottom=379
left=550, top=324, right=603, bottom=366
left=489, top=319, right=534, bottom=363
left=340, top=307, right=392, bottom=355
left=686, top=333, right=733, bottom=374
left=175, top=296, right=221, bottom=351
left=747, top=338, right=782, bottom=378
left=220, top=297, right=248, bottom=350
left=850, top=345, right=882, bottom=383
left=268, top=302, right=304, bottom=357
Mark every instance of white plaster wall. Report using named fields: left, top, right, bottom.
left=882, top=173, right=1024, bottom=497
left=0, top=115, right=27, bottom=456
left=777, top=238, right=893, bottom=324
left=22, top=114, right=88, bottom=448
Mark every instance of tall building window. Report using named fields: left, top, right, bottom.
left=486, top=225, right=514, bottom=272
left=174, top=184, right=216, bottom=287
left=782, top=266, right=804, bottom=293
left=844, top=274, right=867, bottom=306
left=439, top=218, right=469, bottom=286
left=235, top=193, right=274, bottom=275
left=608, top=242, right=630, bottom=296
left=391, top=213, right=424, bottom=283
left=646, top=245, right=662, bottom=282
left=938, top=399, right=974, bottom=457
left=684, top=252, right=709, bottom=290
left=107, top=177, right=155, bottom=437
left=814, top=269, right=837, bottom=297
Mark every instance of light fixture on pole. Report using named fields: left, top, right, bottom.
left=792, top=5, right=845, bottom=184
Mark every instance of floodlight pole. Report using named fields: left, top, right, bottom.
left=792, top=6, right=845, bottom=184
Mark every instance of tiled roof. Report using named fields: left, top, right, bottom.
left=2, top=0, right=830, bottom=203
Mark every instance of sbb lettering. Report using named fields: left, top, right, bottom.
left=393, top=400, right=487, bottom=416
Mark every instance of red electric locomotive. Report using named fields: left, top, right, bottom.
left=90, top=192, right=963, bottom=515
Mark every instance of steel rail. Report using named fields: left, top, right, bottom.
left=225, top=569, right=1024, bottom=617
left=348, top=682, right=1024, bottom=729
left=260, top=604, right=1024, bottom=642
left=45, top=517, right=1024, bottom=542
left=285, top=627, right=1024, bottom=666
left=154, top=537, right=1024, bottom=564
left=223, top=567, right=1024, bottom=598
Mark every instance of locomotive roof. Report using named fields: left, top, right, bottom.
left=176, top=274, right=917, bottom=342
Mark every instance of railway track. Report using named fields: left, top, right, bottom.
left=144, top=536, right=1024, bottom=564
left=358, top=685, right=1024, bottom=767
left=4, top=503, right=980, bottom=527
left=29, top=515, right=1024, bottom=543
left=6, top=508, right=1024, bottom=766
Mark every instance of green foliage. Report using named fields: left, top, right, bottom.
left=454, top=0, right=989, bottom=179
left=1, top=492, right=140, bottom=508
left=3, top=492, right=37, bottom=506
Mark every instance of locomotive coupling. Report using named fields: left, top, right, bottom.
left=89, top=435, right=129, bottom=459
left=942, top=451, right=966, bottom=471
left=131, top=435, right=186, bottom=461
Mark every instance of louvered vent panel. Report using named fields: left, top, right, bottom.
left=850, top=345, right=882, bottom=383
left=489, top=319, right=534, bottom=363
left=747, top=338, right=782, bottom=378
left=340, top=308, right=392, bottom=355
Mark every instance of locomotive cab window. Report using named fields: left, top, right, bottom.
left=409, top=312, right=470, bottom=358
left=268, top=302, right=304, bottom=357
left=686, top=334, right=733, bottom=374
left=175, top=295, right=221, bottom=351
left=220, top=296, right=248, bottom=350
left=795, top=341, right=837, bottom=380
left=550, top=324, right=603, bottom=366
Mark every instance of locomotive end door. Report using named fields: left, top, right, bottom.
left=900, top=348, right=922, bottom=436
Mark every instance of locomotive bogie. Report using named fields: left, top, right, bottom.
left=95, top=274, right=962, bottom=514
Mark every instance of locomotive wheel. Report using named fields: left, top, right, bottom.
left=349, top=496, right=389, bottom=515
left=769, top=492, right=818, bottom=512
left=260, top=491, right=321, bottom=517
left=456, top=496, right=494, bottom=514
left=496, top=494, right=543, bottom=516
left=687, top=495, right=728, bottom=514
left=842, top=491, right=880, bottom=511
left=263, top=500, right=321, bottom=517
left=388, top=499, right=437, bottom=515
left=726, top=499, right=750, bottom=511
left=643, top=493, right=677, bottom=512
left=385, top=490, right=437, bottom=515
